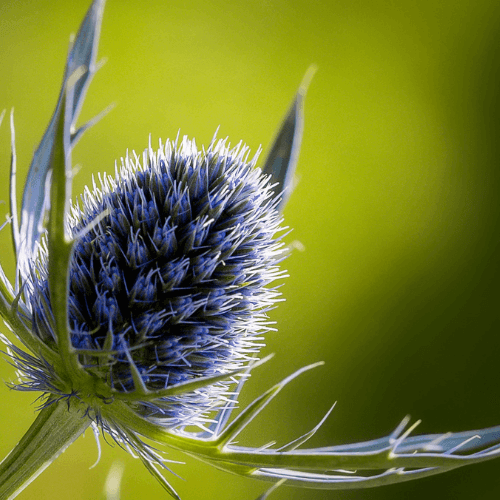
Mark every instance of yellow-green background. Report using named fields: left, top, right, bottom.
left=1, top=0, right=500, bottom=498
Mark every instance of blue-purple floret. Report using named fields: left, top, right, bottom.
left=28, top=136, right=286, bottom=421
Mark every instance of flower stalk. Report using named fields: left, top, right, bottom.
left=0, top=398, right=90, bottom=500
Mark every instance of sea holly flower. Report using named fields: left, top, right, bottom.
left=1, top=1, right=500, bottom=499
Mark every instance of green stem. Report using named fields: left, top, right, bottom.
left=0, top=397, right=91, bottom=500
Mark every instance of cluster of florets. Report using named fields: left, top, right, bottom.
left=27, top=136, right=286, bottom=424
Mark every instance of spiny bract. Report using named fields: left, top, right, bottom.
left=25, top=135, right=287, bottom=427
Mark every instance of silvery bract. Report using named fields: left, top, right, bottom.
left=1, top=1, right=500, bottom=499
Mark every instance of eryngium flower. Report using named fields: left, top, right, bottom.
left=26, top=136, right=286, bottom=426
left=5, top=3, right=500, bottom=499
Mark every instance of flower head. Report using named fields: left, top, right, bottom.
left=27, top=135, right=286, bottom=426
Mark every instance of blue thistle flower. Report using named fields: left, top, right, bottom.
left=28, top=135, right=286, bottom=427
left=2, top=1, right=500, bottom=499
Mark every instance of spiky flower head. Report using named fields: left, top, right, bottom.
left=25, top=135, right=285, bottom=427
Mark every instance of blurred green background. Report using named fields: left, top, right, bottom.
left=1, top=0, right=500, bottom=498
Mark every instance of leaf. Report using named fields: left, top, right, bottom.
left=262, top=65, right=316, bottom=212
left=17, top=0, right=106, bottom=279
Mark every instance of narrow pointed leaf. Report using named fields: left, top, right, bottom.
left=277, top=403, right=336, bottom=452
left=18, top=0, right=106, bottom=276
left=262, top=65, right=316, bottom=211
left=255, top=478, right=286, bottom=499
left=140, top=458, right=181, bottom=500
left=216, top=362, right=324, bottom=447
left=202, top=368, right=250, bottom=439
left=46, top=68, right=87, bottom=381
left=252, top=466, right=453, bottom=490
left=113, top=354, right=274, bottom=401
left=9, top=109, right=20, bottom=269
left=70, top=102, right=115, bottom=146
left=197, top=354, right=264, bottom=439
left=312, top=424, right=500, bottom=455
left=216, top=420, right=500, bottom=473
left=102, top=392, right=500, bottom=493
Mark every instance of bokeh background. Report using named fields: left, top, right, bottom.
left=1, top=0, right=500, bottom=499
